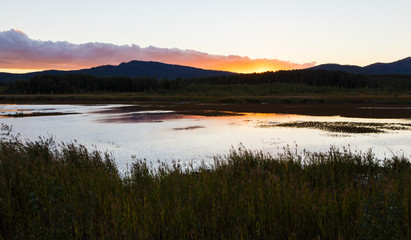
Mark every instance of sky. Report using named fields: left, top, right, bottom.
left=1, top=0, right=411, bottom=73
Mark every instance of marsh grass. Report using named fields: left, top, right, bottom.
left=0, top=132, right=410, bottom=239
left=172, top=125, right=206, bottom=131
left=261, top=121, right=411, bottom=134
left=5, top=112, right=79, bottom=118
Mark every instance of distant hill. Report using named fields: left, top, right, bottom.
left=0, top=61, right=234, bottom=83
left=310, top=57, right=411, bottom=75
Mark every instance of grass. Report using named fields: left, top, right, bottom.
left=173, top=125, right=206, bottom=131
left=0, top=128, right=410, bottom=239
left=3, top=92, right=411, bottom=105
left=260, top=121, right=411, bottom=134
left=5, top=112, right=79, bottom=118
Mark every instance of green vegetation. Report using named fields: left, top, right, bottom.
left=0, top=126, right=410, bottom=239
left=260, top=121, right=411, bottom=134
left=3, top=70, right=411, bottom=105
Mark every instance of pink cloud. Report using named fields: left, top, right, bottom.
left=0, top=29, right=315, bottom=73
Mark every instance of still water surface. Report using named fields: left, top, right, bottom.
left=1, top=104, right=411, bottom=170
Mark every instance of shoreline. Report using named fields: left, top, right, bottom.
left=1, top=93, right=411, bottom=105
left=2, top=94, right=411, bottom=119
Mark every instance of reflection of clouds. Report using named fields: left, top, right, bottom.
left=0, top=29, right=315, bottom=72
left=94, top=107, right=306, bottom=125
left=2, top=103, right=411, bottom=169
left=97, top=112, right=183, bottom=123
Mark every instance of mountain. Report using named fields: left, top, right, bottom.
left=310, top=57, right=411, bottom=75
left=0, top=61, right=234, bottom=83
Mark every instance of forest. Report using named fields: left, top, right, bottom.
left=4, top=69, right=411, bottom=95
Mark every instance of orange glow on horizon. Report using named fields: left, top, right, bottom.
left=195, top=58, right=311, bottom=73
left=0, top=29, right=316, bottom=74
left=0, top=65, right=293, bottom=74
left=0, top=68, right=47, bottom=74
left=211, top=63, right=280, bottom=73
left=1, top=59, right=313, bottom=74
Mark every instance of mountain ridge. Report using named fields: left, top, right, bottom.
left=310, top=57, right=411, bottom=75
left=0, top=60, right=235, bottom=82
left=2, top=57, right=411, bottom=83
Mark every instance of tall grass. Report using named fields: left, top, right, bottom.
left=0, top=131, right=410, bottom=239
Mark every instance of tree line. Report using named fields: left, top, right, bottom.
left=5, top=70, right=411, bottom=94
left=6, top=74, right=162, bottom=94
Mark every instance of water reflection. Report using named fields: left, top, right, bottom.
left=0, top=103, right=410, bottom=171
left=97, top=110, right=183, bottom=123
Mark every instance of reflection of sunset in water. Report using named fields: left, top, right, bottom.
left=1, top=104, right=411, bottom=171
left=94, top=110, right=306, bottom=124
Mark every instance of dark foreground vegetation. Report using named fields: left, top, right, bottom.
left=0, top=127, right=410, bottom=239
left=3, top=70, right=411, bottom=104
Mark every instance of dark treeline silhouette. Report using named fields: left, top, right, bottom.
left=6, top=70, right=411, bottom=94
left=181, top=70, right=411, bottom=89
left=7, top=74, right=160, bottom=94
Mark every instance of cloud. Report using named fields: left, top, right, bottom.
left=0, top=29, right=315, bottom=73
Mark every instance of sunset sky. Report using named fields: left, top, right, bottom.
left=1, top=0, right=411, bottom=73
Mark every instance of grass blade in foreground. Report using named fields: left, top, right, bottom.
left=0, top=134, right=410, bottom=239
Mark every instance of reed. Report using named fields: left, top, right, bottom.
left=0, top=133, right=410, bottom=239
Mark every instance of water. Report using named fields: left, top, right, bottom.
left=1, top=103, right=411, bottom=170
